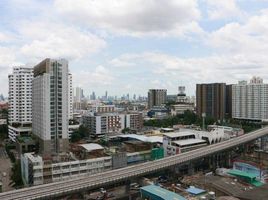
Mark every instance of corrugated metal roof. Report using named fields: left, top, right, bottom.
left=141, top=185, right=186, bottom=200
left=172, top=139, right=206, bottom=146
left=186, top=186, right=206, bottom=195
left=79, top=143, right=104, bottom=151
left=228, top=169, right=256, bottom=179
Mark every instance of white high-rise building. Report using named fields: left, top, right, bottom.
left=232, top=76, right=268, bottom=121
left=8, top=67, right=33, bottom=141
left=32, top=58, right=70, bottom=154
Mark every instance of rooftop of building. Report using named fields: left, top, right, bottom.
left=116, top=134, right=163, bottom=144
left=163, top=131, right=196, bottom=138
left=172, top=139, right=207, bottom=147
left=140, top=184, right=186, bottom=200
left=79, top=143, right=104, bottom=152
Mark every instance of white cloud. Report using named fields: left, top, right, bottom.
left=54, top=0, right=202, bottom=37
left=110, top=51, right=268, bottom=94
left=73, top=65, right=115, bottom=90
left=208, top=9, right=268, bottom=56
left=205, top=0, right=245, bottom=20
left=18, top=21, right=106, bottom=62
left=0, top=47, right=23, bottom=95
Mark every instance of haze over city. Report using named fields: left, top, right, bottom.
left=1, top=0, right=268, bottom=96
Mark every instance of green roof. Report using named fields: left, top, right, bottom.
left=251, top=180, right=264, bottom=187
left=228, top=169, right=256, bottom=179
left=140, top=185, right=186, bottom=200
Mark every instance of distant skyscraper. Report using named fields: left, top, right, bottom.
left=232, top=77, right=268, bottom=121
left=74, top=87, right=83, bottom=110
left=91, top=91, right=96, bottom=100
left=105, top=91, right=108, bottom=100
left=196, top=83, right=228, bottom=120
left=148, top=89, right=167, bottom=109
left=32, top=58, right=70, bottom=155
left=8, top=67, right=33, bottom=141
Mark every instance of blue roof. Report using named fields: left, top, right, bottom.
left=186, top=187, right=206, bottom=195
left=140, top=185, right=186, bottom=200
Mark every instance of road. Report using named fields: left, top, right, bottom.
left=0, top=127, right=267, bottom=200
left=0, top=147, right=13, bottom=192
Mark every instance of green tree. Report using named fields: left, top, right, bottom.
left=10, top=161, right=23, bottom=188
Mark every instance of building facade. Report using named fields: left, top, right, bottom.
left=148, top=89, right=167, bottom=109
left=32, top=58, right=70, bottom=155
left=83, top=112, right=143, bottom=136
left=68, top=74, right=73, bottom=120
left=232, top=77, right=268, bottom=121
left=8, top=67, right=33, bottom=141
left=196, top=83, right=228, bottom=120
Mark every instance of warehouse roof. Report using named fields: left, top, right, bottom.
left=163, top=131, right=196, bottom=138
left=228, top=169, right=256, bottom=179
left=117, top=134, right=163, bottom=143
left=79, top=143, right=104, bottom=152
left=140, top=185, right=186, bottom=200
left=173, top=139, right=206, bottom=147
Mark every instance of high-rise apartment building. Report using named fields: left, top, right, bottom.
left=196, top=83, right=227, bottom=120
left=148, top=89, right=167, bottom=109
left=232, top=77, right=268, bottom=121
left=32, top=58, right=70, bottom=155
left=8, top=67, right=33, bottom=141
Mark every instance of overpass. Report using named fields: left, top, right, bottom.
left=1, top=127, right=268, bottom=200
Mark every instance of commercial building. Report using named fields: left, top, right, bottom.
left=196, top=83, right=228, bottom=120
left=232, top=77, right=268, bottom=121
left=32, top=58, right=70, bottom=155
left=148, top=89, right=167, bottom=109
left=171, top=104, right=194, bottom=116
left=8, top=67, right=33, bottom=141
left=83, top=112, right=143, bottom=136
left=21, top=143, right=163, bottom=186
left=163, top=128, right=227, bottom=156
left=91, top=105, right=115, bottom=113
left=21, top=152, right=112, bottom=186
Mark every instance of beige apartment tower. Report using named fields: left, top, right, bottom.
left=32, top=58, right=70, bottom=155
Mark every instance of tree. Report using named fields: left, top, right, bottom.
left=122, top=128, right=131, bottom=134
left=10, top=161, right=23, bottom=188
left=70, top=132, right=81, bottom=143
left=70, top=125, right=89, bottom=143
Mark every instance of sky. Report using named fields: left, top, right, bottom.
left=1, top=0, right=268, bottom=97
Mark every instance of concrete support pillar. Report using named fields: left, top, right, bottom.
left=261, top=136, right=266, bottom=150
left=188, top=162, right=194, bottom=175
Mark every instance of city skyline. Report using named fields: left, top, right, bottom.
left=1, top=0, right=268, bottom=97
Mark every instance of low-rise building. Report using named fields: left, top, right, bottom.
left=171, top=103, right=194, bottom=116
left=83, top=112, right=143, bottom=137
left=8, top=125, right=32, bottom=142
left=163, top=128, right=228, bottom=156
